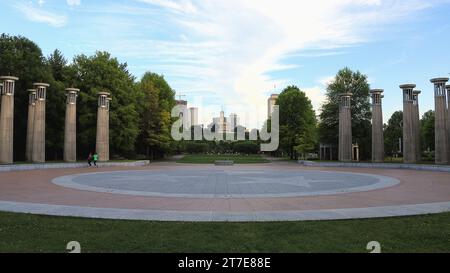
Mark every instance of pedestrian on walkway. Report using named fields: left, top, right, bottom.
left=87, top=152, right=93, bottom=167
left=93, top=152, right=99, bottom=168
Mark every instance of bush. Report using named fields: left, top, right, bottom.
left=185, top=142, right=208, bottom=154
left=233, top=141, right=259, bottom=154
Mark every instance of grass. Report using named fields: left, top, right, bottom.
left=0, top=211, right=449, bottom=253
left=176, top=154, right=270, bottom=164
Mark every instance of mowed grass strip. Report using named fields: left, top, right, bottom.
left=176, top=154, right=270, bottom=164
left=0, top=211, right=449, bottom=253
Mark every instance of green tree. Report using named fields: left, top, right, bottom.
left=44, top=50, right=71, bottom=160
left=420, top=110, right=435, bottom=152
left=318, top=67, right=371, bottom=160
left=384, top=111, right=403, bottom=157
left=70, top=52, right=140, bottom=158
left=136, top=72, right=176, bottom=159
left=0, top=34, right=52, bottom=161
left=277, top=86, right=317, bottom=160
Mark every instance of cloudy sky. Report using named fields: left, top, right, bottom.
left=1, top=0, right=450, bottom=128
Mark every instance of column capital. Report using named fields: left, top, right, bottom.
left=98, top=91, right=110, bottom=97
left=446, top=85, right=450, bottom=90
left=413, top=90, right=421, bottom=95
left=65, top=88, right=80, bottom=93
left=431, top=78, right=448, bottom=97
left=65, top=88, right=79, bottom=105
left=370, top=89, right=384, bottom=94
left=399, top=84, right=416, bottom=90
left=430, top=77, right=449, bottom=84
left=33, top=82, right=50, bottom=88
left=98, top=92, right=110, bottom=108
left=0, top=76, right=19, bottom=81
left=33, top=83, right=49, bottom=101
left=339, top=92, right=353, bottom=97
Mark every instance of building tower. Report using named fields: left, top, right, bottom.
left=339, top=93, right=352, bottom=162
left=370, top=89, right=384, bottom=162
left=64, top=88, right=79, bottom=162
left=268, top=94, right=279, bottom=119
left=431, top=78, right=449, bottom=164
left=96, top=92, right=110, bottom=162
left=0, top=76, right=19, bottom=164
left=400, top=84, right=417, bottom=163
left=26, top=89, right=36, bottom=161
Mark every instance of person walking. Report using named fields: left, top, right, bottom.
left=87, top=152, right=93, bottom=167
left=93, top=152, right=99, bottom=168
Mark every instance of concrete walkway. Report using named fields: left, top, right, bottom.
left=0, top=162, right=449, bottom=222
left=0, top=160, right=150, bottom=172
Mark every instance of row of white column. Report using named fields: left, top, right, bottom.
left=339, top=77, right=450, bottom=165
left=0, top=76, right=111, bottom=164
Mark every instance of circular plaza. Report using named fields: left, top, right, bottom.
left=0, top=161, right=450, bottom=222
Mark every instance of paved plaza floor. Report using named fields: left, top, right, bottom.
left=0, top=161, right=450, bottom=221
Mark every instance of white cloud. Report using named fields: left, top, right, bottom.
left=67, top=0, right=81, bottom=7
left=87, top=0, right=447, bottom=128
left=14, top=2, right=67, bottom=27
left=137, top=0, right=197, bottom=13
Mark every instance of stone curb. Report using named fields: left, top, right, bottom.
left=298, top=160, right=450, bottom=172
left=0, top=160, right=150, bottom=172
left=0, top=200, right=449, bottom=222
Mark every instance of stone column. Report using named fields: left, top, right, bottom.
left=412, top=90, right=421, bottom=162
left=400, top=84, right=417, bottom=163
left=105, top=97, right=112, bottom=161
left=370, top=89, right=384, bottom=162
left=26, top=89, right=36, bottom=161
left=96, top=92, right=110, bottom=162
left=64, top=88, right=79, bottom=162
left=0, top=76, right=19, bottom=164
left=446, top=85, right=450, bottom=162
left=431, top=78, right=449, bottom=165
left=32, top=83, right=50, bottom=163
left=339, top=93, right=352, bottom=162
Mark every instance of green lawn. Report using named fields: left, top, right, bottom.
left=176, top=154, right=270, bottom=164
left=0, top=211, right=449, bottom=253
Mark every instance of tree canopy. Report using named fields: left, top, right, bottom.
left=276, top=86, right=317, bottom=159
left=384, top=111, right=403, bottom=157
left=318, top=67, right=371, bottom=160
left=0, top=34, right=176, bottom=161
left=421, top=110, right=435, bottom=152
left=136, top=72, right=176, bottom=159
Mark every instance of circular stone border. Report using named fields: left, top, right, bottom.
left=51, top=169, right=401, bottom=199
left=1, top=200, right=449, bottom=222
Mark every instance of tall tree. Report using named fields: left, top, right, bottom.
left=70, top=52, right=140, bottom=158
left=136, top=72, right=176, bottom=159
left=44, top=50, right=70, bottom=160
left=0, top=34, right=51, bottom=161
left=384, top=111, right=403, bottom=157
left=318, top=67, right=371, bottom=160
left=277, top=86, right=317, bottom=159
left=420, top=110, right=435, bottom=152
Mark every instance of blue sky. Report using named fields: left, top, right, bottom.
left=1, top=0, right=450, bottom=128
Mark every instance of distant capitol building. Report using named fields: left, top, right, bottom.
left=176, top=100, right=199, bottom=128
left=209, top=111, right=240, bottom=133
